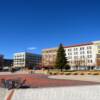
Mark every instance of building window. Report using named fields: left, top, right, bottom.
left=68, top=56, right=72, bottom=59
left=80, top=56, right=85, bottom=59
left=74, top=48, right=78, bottom=51
left=88, top=60, right=92, bottom=63
left=80, top=51, right=85, bottom=54
left=87, top=51, right=92, bottom=54
left=74, top=52, right=78, bottom=55
left=87, top=55, right=92, bottom=58
left=98, top=50, right=100, bottom=53
left=68, top=49, right=71, bottom=51
left=74, top=56, right=78, bottom=59
left=80, top=47, right=84, bottom=50
left=87, top=46, right=92, bottom=49
left=68, top=53, right=72, bottom=55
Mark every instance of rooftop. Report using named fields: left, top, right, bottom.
left=64, top=42, right=93, bottom=48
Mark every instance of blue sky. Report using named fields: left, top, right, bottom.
left=0, top=0, right=100, bottom=58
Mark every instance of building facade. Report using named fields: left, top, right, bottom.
left=42, top=41, right=100, bottom=70
left=13, top=52, right=41, bottom=69
left=42, top=48, right=58, bottom=68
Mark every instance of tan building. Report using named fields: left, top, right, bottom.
left=42, top=48, right=58, bottom=68
left=42, top=41, right=100, bottom=70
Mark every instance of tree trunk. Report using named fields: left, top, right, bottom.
left=61, top=67, right=63, bottom=72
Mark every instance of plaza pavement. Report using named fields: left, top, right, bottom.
left=0, top=88, right=8, bottom=100
left=10, top=85, right=100, bottom=100
left=0, top=73, right=100, bottom=100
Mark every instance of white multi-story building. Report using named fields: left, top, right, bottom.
left=13, top=52, right=41, bottom=69
left=42, top=41, right=100, bottom=70
left=65, top=41, right=100, bottom=70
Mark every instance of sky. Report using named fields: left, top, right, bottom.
left=0, top=0, right=100, bottom=58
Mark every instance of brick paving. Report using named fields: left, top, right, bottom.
left=0, top=74, right=100, bottom=88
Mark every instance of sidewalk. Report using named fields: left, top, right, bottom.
left=0, top=71, right=29, bottom=75
left=49, top=75, right=100, bottom=82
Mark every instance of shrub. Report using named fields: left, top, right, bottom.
left=49, top=72, right=53, bottom=75
left=65, top=73, right=71, bottom=75
left=93, top=73, right=99, bottom=75
left=53, top=73, right=57, bottom=75
left=88, top=73, right=91, bottom=75
left=73, top=73, right=78, bottom=75
left=80, top=73, right=84, bottom=75
left=64, top=65, right=70, bottom=70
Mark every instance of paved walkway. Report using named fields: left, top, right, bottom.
left=0, top=71, right=29, bottom=75
left=49, top=75, right=100, bottom=82
left=11, top=85, right=100, bottom=100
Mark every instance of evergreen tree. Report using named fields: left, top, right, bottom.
left=55, top=43, right=68, bottom=71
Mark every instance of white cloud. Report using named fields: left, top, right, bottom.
left=27, top=47, right=37, bottom=50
